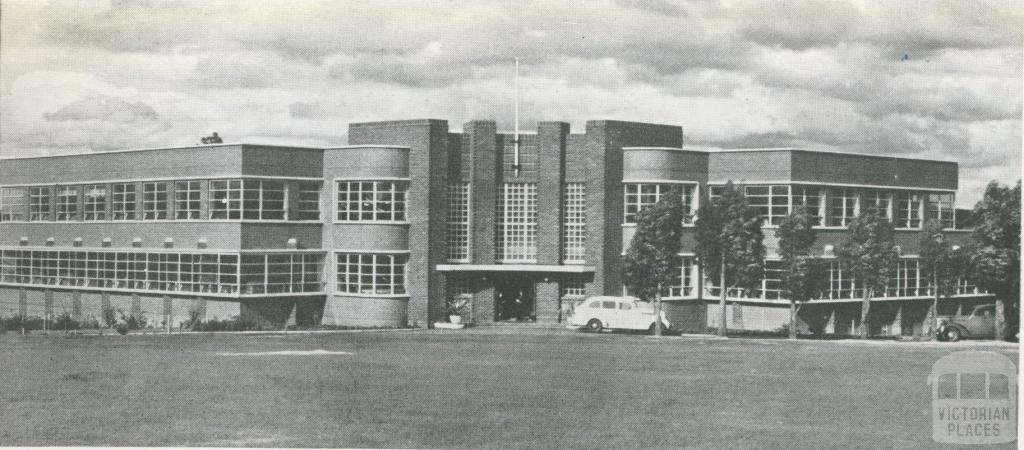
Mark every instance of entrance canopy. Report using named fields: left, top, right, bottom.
left=435, top=264, right=596, bottom=273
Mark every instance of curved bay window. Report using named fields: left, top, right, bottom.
left=336, top=181, right=407, bottom=222
left=336, top=253, right=407, bottom=295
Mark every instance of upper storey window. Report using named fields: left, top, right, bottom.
left=497, top=183, right=538, bottom=262
left=895, top=192, right=924, bottom=229
left=295, top=182, right=321, bottom=221
left=744, top=185, right=789, bottom=226
left=827, top=188, right=858, bottom=227
left=927, top=193, right=955, bottom=229
left=112, top=183, right=137, bottom=220
left=0, top=188, right=26, bottom=222
left=56, top=186, right=79, bottom=221
left=791, top=186, right=824, bottom=226
left=142, top=182, right=169, bottom=220
left=336, top=181, right=407, bottom=222
left=563, top=183, right=586, bottom=263
left=862, top=190, right=893, bottom=221
left=624, top=183, right=697, bottom=225
left=211, top=179, right=288, bottom=220
left=83, top=184, right=107, bottom=221
left=29, top=187, right=50, bottom=221
left=174, top=181, right=201, bottom=220
left=446, top=183, right=471, bottom=262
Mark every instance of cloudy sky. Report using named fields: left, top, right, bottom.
left=1, top=0, right=1020, bottom=204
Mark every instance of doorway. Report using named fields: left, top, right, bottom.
left=495, top=278, right=535, bottom=322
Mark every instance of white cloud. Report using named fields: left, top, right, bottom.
left=0, top=0, right=1020, bottom=205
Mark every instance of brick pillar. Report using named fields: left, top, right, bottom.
left=71, top=292, right=81, bottom=320
left=732, top=302, right=744, bottom=330
left=473, top=286, right=495, bottom=323
left=131, top=294, right=142, bottom=318
left=465, top=120, right=500, bottom=265
left=536, top=280, right=560, bottom=323
left=536, top=122, right=568, bottom=265
left=17, top=288, right=26, bottom=317
left=44, top=290, right=53, bottom=320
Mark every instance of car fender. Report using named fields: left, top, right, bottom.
left=946, top=323, right=970, bottom=337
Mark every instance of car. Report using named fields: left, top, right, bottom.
left=938, top=304, right=997, bottom=342
left=567, top=296, right=670, bottom=334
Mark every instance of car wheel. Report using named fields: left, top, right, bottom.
left=945, top=327, right=962, bottom=342
left=586, top=319, right=603, bottom=332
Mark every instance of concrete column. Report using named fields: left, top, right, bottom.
left=536, top=122, right=569, bottom=265
left=535, top=280, right=560, bottom=323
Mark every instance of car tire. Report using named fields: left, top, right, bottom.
left=945, top=327, right=962, bottom=342
left=586, top=319, right=603, bottom=332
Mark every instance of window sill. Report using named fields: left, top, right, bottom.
left=333, top=221, right=411, bottom=225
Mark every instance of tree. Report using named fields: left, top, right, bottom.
left=969, top=180, right=1020, bottom=340
left=101, top=304, right=118, bottom=335
left=919, top=220, right=973, bottom=339
left=623, top=192, right=684, bottom=336
left=776, top=207, right=826, bottom=339
left=837, top=210, right=899, bottom=339
left=695, top=182, right=765, bottom=337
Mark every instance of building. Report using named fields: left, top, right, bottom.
left=0, top=119, right=994, bottom=334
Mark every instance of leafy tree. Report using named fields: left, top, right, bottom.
left=969, top=181, right=1020, bottom=340
left=837, top=210, right=899, bottom=339
left=623, top=191, right=684, bottom=336
left=919, top=220, right=973, bottom=339
left=695, top=182, right=765, bottom=337
left=776, top=207, right=826, bottom=339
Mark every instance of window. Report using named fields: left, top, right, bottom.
left=826, top=261, right=859, bottom=299
left=0, top=250, right=270, bottom=295
left=561, top=278, right=586, bottom=298
left=336, top=181, right=407, bottom=222
left=827, top=188, right=857, bottom=227
left=761, top=260, right=784, bottom=300
left=624, top=183, right=696, bottom=224
left=210, top=180, right=242, bottom=219
left=83, top=184, right=107, bottom=221
left=895, top=192, right=923, bottom=229
left=745, top=185, right=789, bottom=226
left=792, top=186, right=823, bottom=226
left=174, top=181, right=201, bottom=220
left=335, top=253, right=407, bottom=295
left=0, top=187, right=27, bottom=222
left=619, top=302, right=632, bottom=310
left=446, top=183, right=471, bottom=262
left=601, top=301, right=616, bottom=309
left=242, top=180, right=286, bottom=220
left=56, top=186, right=79, bottom=221
left=563, top=183, right=586, bottom=263
left=112, top=183, right=136, bottom=220
left=863, top=190, right=892, bottom=220
left=295, top=182, right=321, bottom=221
left=240, top=253, right=322, bottom=294
left=28, top=187, right=50, bottom=221
left=496, top=183, right=538, bottom=262
left=142, top=182, right=168, bottom=220
left=669, top=256, right=696, bottom=298
left=885, top=259, right=921, bottom=297
left=928, top=193, right=955, bottom=229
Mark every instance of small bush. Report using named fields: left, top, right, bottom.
left=191, top=317, right=262, bottom=332
left=53, top=312, right=80, bottom=331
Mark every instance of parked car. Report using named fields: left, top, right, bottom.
left=567, top=296, right=670, bottom=334
left=938, top=304, right=997, bottom=342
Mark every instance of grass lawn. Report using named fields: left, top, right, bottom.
left=0, top=328, right=1017, bottom=448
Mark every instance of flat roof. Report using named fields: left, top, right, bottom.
left=0, top=142, right=325, bottom=161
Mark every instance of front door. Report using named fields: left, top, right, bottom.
left=495, top=279, right=535, bottom=321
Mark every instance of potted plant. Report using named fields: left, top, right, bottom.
left=447, top=297, right=470, bottom=325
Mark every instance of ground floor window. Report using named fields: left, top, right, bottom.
left=240, top=253, right=322, bottom=294
left=668, top=256, right=697, bottom=298
left=335, top=253, right=407, bottom=295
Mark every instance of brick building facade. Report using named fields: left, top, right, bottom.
left=0, top=119, right=994, bottom=334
